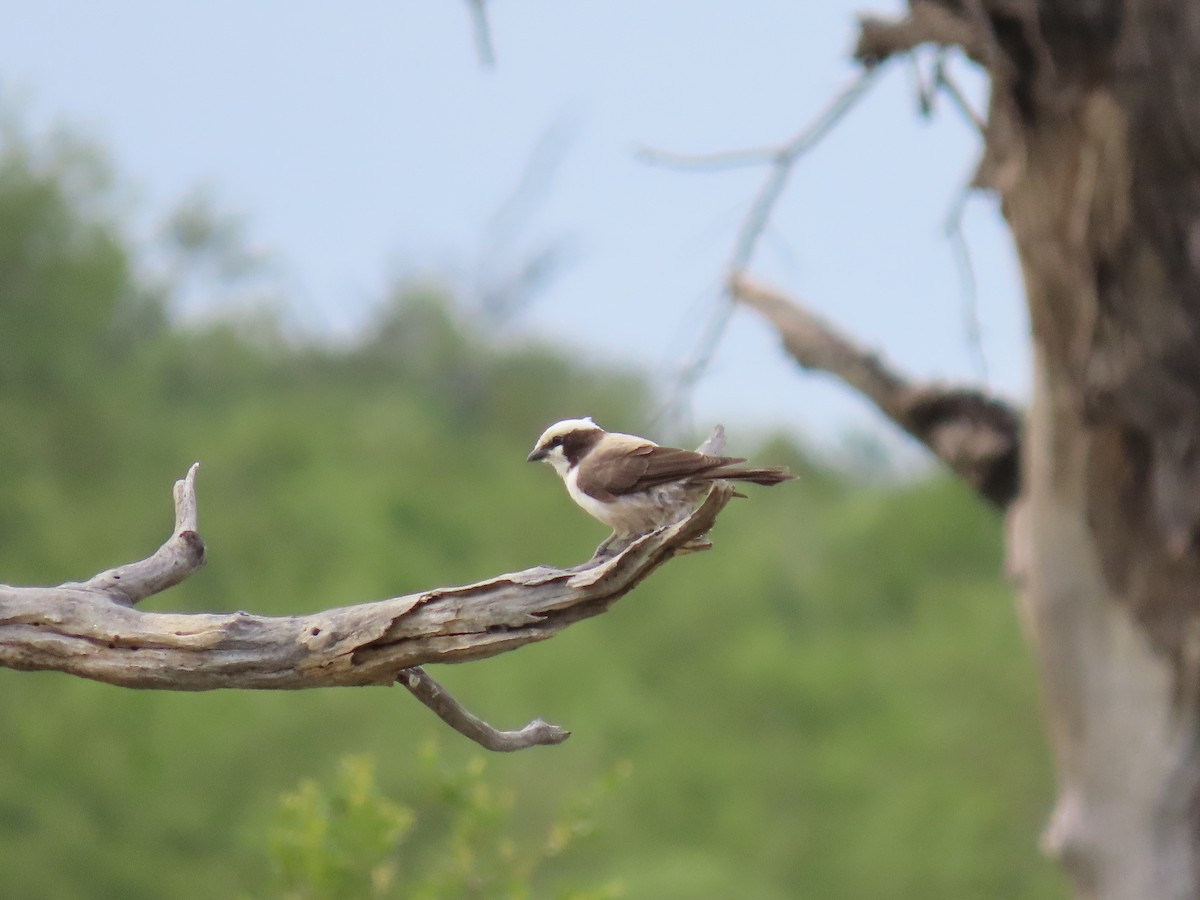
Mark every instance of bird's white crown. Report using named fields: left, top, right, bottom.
left=533, top=417, right=602, bottom=448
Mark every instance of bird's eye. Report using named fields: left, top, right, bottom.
left=550, top=436, right=563, bottom=448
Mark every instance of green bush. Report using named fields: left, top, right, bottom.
left=267, top=748, right=628, bottom=900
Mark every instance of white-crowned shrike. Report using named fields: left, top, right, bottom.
left=528, top=417, right=794, bottom=552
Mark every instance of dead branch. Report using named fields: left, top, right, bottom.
left=642, top=67, right=880, bottom=274
left=647, top=69, right=882, bottom=422
left=398, top=666, right=570, bottom=751
left=855, top=1, right=988, bottom=67
left=636, top=144, right=778, bottom=172
left=945, top=179, right=988, bottom=382
left=646, top=8, right=1008, bottom=479
left=731, top=275, right=1020, bottom=508
left=464, top=0, right=496, bottom=67
left=934, top=60, right=986, bottom=135
left=67, top=463, right=206, bottom=604
left=0, top=465, right=735, bottom=750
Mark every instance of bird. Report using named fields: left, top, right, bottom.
left=527, top=417, right=794, bottom=553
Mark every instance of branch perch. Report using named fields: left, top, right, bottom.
left=0, top=466, right=735, bottom=750
left=731, top=275, right=1021, bottom=508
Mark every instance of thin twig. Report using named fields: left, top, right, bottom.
left=908, top=48, right=988, bottom=382
left=652, top=68, right=882, bottom=418
left=486, top=117, right=577, bottom=248
left=945, top=182, right=989, bottom=383
left=475, top=117, right=579, bottom=327
left=464, top=0, right=496, bottom=68
left=397, top=666, right=570, bottom=752
left=912, top=50, right=938, bottom=117
left=636, top=145, right=780, bottom=171
left=934, top=58, right=986, bottom=135
left=855, top=3, right=987, bottom=67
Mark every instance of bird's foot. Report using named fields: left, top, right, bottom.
left=592, top=532, right=635, bottom=560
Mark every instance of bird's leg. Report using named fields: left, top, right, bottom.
left=593, top=532, right=622, bottom=559
left=590, top=534, right=614, bottom=561
left=593, top=527, right=711, bottom=561
left=593, top=531, right=641, bottom=560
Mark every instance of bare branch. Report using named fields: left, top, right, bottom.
left=636, top=144, right=779, bottom=172
left=652, top=9, right=997, bottom=428
left=645, top=8, right=1006, bottom=482
left=474, top=118, right=581, bottom=328
left=71, top=462, right=206, bottom=605
left=945, top=181, right=989, bottom=382
left=0, top=470, right=735, bottom=702
left=731, top=275, right=1020, bottom=508
left=731, top=67, right=882, bottom=269
left=642, top=65, right=880, bottom=274
left=934, top=59, right=986, bottom=136
left=398, top=666, right=570, bottom=751
left=912, top=52, right=938, bottom=117
left=855, top=2, right=988, bottom=67
left=464, top=0, right=496, bottom=68
left=652, top=69, right=881, bottom=420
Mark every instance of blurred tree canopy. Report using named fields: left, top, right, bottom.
left=0, top=121, right=1065, bottom=898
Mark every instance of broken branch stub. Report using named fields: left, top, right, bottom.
left=732, top=276, right=1021, bottom=508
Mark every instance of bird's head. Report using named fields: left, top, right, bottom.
left=527, top=417, right=605, bottom=476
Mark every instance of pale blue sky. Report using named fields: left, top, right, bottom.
left=2, top=0, right=1028, bottom=448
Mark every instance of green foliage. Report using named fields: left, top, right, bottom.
left=272, top=756, right=416, bottom=899
left=0, top=122, right=1067, bottom=899
left=267, top=748, right=627, bottom=900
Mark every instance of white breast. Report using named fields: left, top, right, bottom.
left=565, top=465, right=621, bottom=528
left=564, top=465, right=694, bottom=537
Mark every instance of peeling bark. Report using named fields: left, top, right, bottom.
left=839, top=2, right=1200, bottom=896
left=1011, top=358, right=1200, bottom=898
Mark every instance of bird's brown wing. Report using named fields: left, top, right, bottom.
left=577, top=442, right=747, bottom=502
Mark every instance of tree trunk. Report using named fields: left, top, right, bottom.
left=983, top=2, right=1200, bottom=896
left=845, top=1, right=1200, bottom=894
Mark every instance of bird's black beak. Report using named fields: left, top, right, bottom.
left=527, top=447, right=548, bottom=462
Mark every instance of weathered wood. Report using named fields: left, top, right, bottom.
left=974, top=2, right=1200, bottom=893
left=791, top=3, right=1200, bottom=896
left=703, top=2, right=1200, bottom=893
left=732, top=276, right=1021, bottom=508
left=0, top=466, right=733, bottom=696
left=398, top=666, right=571, bottom=751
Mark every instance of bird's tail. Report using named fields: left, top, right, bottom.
left=707, top=465, right=795, bottom=487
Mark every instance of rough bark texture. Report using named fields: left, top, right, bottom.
left=847, top=2, right=1200, bottom=896
left=0, top=464, right=734, bottom=750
